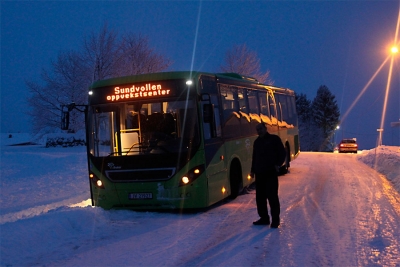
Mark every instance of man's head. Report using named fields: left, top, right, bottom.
left=255, top=123, right=267, bottom=136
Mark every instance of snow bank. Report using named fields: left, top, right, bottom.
left=357, top=146, right=400, bottom=193
left=1, top=131, right=86, bottom=147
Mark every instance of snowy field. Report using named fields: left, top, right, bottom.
left=1, top=133, right=399, bottom=266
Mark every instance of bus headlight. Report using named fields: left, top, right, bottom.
left=181, top=176, right=190, bottom=184
left=179, top=165, right=205, bottom=187
left=96, top=180, right=103, bottom=187
left=90, top=172, right=105, bottom=189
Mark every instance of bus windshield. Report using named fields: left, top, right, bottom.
left=89, top=98, right=199, bottom=157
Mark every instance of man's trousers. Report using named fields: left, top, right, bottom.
left=255, top=170, right=280, bottom=223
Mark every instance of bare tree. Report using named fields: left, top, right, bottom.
left=26, top=23, right=171, bottom=134
left=119, top=34, right=172, bottom=75
left=220, top=44, right=272, bottom=84
left=27, top=50, right=86, bottom=133
left=81, top=23, right=121, bottom=83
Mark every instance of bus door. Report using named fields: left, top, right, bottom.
left=200, top=85, right=226, bottom=205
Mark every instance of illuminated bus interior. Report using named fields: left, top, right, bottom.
left=89, top=99, right=199, bottom=157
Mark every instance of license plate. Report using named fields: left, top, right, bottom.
left=128, top=193, right=153, bottom=200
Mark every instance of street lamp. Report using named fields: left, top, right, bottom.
left=377, top=128, right=384, bottom=146
left=378, top=44, right=399, bottom=147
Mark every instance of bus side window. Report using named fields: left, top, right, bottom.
left=287, top=95, right=293, bottom=121
left=238, top=88, right=247, bottom=114
left=220, top=85, right=242, bottom=139
left=280, top=94, right=296, bottom=127
left=238, top=88, right=253, bottom=136
left=268, top=92, right=278, bottom=125
left=275, top=95, right=282, bottom=122
left=220, top=85, right=238, bottom=124
left=258, top=92, right=271, bottom=125
left=282, top=96, right=288, bottom=124
left=248, top=90, right=260, bottom=115
left=289, top=96, right=298, bottom=127
left=248, top=90, right=260, bottom=123
left=258, top=92, right=267, bottom=115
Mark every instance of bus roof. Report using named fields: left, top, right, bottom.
left=90, top=71, right=209, bottom=89
left=89, top=71, right=295, bottom=95
left=215, top=73, right=295, bottom=95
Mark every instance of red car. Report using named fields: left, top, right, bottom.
left=338, top=139, right=358, bottom=153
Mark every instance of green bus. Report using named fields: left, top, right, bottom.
left=66, top=71, right=299, bottom=210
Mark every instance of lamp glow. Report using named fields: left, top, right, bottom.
left=391, top=46, right=398, bottom=54
left=182, top=176, right=190, bottom=184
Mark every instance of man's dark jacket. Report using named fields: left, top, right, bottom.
left=251, top=132, right=286, bottom=173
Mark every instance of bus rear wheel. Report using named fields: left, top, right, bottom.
left=229, top=161, right=242, bottom=199
left=279, top=146, right=290, bottom=175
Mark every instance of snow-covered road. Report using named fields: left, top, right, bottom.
left=1, top=145, right=400, bottom=266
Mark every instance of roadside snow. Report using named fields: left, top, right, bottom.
left=357, top=146, right=400, bottom=192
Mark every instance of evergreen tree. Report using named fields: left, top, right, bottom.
left=295, top=93, right=322, bottom=151
left=296, top=93, right=312, bottom=123
left=311, top=85, right=340, bottom=152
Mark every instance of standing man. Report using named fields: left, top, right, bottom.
left=250, top=123, right=286, bottom=228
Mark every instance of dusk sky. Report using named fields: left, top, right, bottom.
left=1, top=1, right=399, bottom=149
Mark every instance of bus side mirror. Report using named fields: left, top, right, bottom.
left=203, top=104, right=214, bottom=123
left=61, top=111, right=70, bottom=130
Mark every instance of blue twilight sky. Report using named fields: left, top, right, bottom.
left=1, top=0, right=399, bottom=149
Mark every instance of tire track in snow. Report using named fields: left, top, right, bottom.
left=0, top=195, right=90, bottom=224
